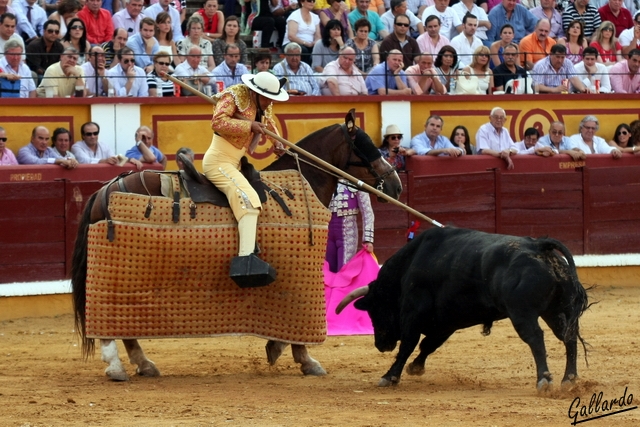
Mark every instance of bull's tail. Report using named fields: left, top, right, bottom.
left=538, top=238, right=590, bottom=360
left=71, top=192, right=98, bottom=359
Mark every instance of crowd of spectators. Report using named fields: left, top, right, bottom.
left=0, top=121, right=168, bottom=168
left=377, top=111, right=640, bottom=171
left=3, top=0, right=640, bottom=98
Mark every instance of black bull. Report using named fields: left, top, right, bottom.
left=337, top=227, right=589, bottom=390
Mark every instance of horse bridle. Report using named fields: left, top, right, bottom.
left=340, top=123, right=396, bottom=192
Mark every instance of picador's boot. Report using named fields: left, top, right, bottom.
left=230, top=208, right=276, bottom=288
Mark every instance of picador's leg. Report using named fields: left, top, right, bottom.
left=101, top=339, right=129, bottom=381
left=123, top=339, right=160, bottom=377
left=230, top=207, right=277, bottom=288
left=292, top=345, right=327, bottom=376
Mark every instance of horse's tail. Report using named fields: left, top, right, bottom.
left=71, top=191, right=98, bottom=359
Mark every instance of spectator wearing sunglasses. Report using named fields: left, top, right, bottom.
left=147, top=51, right=175, bottom=97
left=379, top=124, right=415, bottom=170
left=0, top=126, right=18, bottom=166
left=608, top=123, right=637, bottom=153
left=105, top=46, right=149, bottom=96
left=379, top=13, right=420, bottom=69
left=72, top=121, right=119, bottom=166
left=26, top=20, right=64, bottom=79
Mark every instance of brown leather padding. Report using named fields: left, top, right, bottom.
left=85, top=171, right=330, bottom=344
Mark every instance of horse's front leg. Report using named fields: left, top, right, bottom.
left=101, top=339, right=129, bottom=381
left=292, top=345, right=326, bottom=376
left=265, top=340, right=288, bottom=365
left=123, top=339, right=160, bottom=377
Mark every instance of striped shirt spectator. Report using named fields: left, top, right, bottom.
left=561, top=0, right=601, bottom=40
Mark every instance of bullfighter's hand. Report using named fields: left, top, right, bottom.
left=251, top=121, right=266, bottom=135
left=273, top=141, right=285, bottom=156
left=363, top=242, right=374, bottom=253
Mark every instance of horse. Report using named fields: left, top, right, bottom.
left=71, top=110, right=403, bottom=381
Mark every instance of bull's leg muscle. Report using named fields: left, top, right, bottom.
left=101, top=339, right=129, bottom=381
left=123, top=339, right=160, bottom=377
left=509, top=315, right=552, bottom=391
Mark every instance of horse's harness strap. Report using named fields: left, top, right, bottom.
left=170, top=173, right=181, bottom=223
left=99, top=172, right=132, bottom=242
left=293, top=153, right=315, bottom=246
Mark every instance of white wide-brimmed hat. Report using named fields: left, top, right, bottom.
left=383, top=124, right=403, bottom=137
left=241, top=72, right=289, bottom=102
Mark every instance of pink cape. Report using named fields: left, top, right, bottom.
left=323, top=249, right=378, bottom=335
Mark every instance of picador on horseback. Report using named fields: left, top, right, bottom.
left=202, top=72, right=289, bottom=288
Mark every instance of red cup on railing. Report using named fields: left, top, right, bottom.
left=174, top=82, right=181, bottom=97
left=595, top=79, right=601, bottom=93
left=215, top=81, right=224, bottom=93
left=512, top=79, right=520, bottom=94
left=561, top=79, right=569, bottom=93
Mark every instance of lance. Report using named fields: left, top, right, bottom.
left=163, top=73, right=443, bottom=228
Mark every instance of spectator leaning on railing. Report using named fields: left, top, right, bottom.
left=36, top=46, right=85, bottom=97
left=410, top=115, right=464, bottom=157
left=609, top=48, right=640, bottom=93
left=569, top=115, right=622, bottom=158
left=105, top=46, right=148, bottom=96
left=0, top=39, right=36, bottom=98
left=173, top=45, right=211, bottom=94
left=319, top=45, right=368, bottom=95
left=535, top=121, right=586, bottom=160
left=493, top=43, right=527, bottom=92
left=273, top=42, right=321, bottom=95
left=0, top=126, right=18, bottom=166
left=532, top=43, right=589, bottom=93
left=574, top=46, right=611, bottom=93
left=365, top=48, right=411, bottom=94
left=406, top=51, right=447, bottom=94
left=17, top=126, right=78, bottom=168
left=475, top=107, right=517, bottom=170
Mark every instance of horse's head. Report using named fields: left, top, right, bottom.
left=341, top=110, right=402, bottom=202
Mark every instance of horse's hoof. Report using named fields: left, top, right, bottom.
left=378, top=376, right=398, bottom=387
left=405, top=363, right=425, bottom=376
left=537, top=377, right=553, bottom=393
left=561, top=374, right=577, bottom=391
left=136, top=361, right=160, bottom=377
left=265, top=340, right=286, bottom=366
left=105, top=367, right=129, bottom=382
left=301, top=364, right=327, bottom=376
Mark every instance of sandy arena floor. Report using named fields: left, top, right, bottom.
left=0, top=286, right=639, bottom=427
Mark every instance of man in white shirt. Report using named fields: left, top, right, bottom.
left=320, top=46, right=368, bottom=95
left=105, top=46, right=149, bottom=96
left=71, top=121, right=142, bottom=169
left=0, top=13, right=25, bottom=59
left=112, top=0, right=144, bottom=35
left=12, top=0, right=46, bottom=40
left=451, top=0, right=490, bottom=41
left=82, top=46, right=108, bottom=96
left=174, top=45, right=211, bottom=94
left=573, top=47, right=611, bottom=93
left=620, top=12, right=640, bottom=56
left=0, top=40, right=36, bottom=97
left=568, top=115, right=622, bottom=158
left=449, top=13, right=482, bottom=67
left=144, top=0, right=184, bottom=42
left=420, top=0, right=462, bottom=40
left=475, top=106, right=517, bottom=169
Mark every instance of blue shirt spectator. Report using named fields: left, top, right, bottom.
left=410, top=133, right=463, bottom=156
left=125, top=32, right=159, bottom=70
left=486, top=1, right=538, bottom=44
left=212, top=60, right=250, bottom=89
left=105, top=53, right=149, bottom=97
left=348, top=7, right=387, bottom=40
left=365, top=56, right=409, bottom=95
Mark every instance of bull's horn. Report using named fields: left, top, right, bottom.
left=335, top=286, right=369, bottom=314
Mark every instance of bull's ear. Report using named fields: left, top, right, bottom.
left=353, top=296, right=368, bottom=311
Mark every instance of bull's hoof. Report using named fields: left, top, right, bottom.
left=105, top=367, right=129, bottom=382
left=537, top=372, right=553, bottom=393
left=405, top=362, right=425, bottom=376
left=136, top=361, right=160, bottom=377
left=378, top=376, right=399, bottom=387
left=301, top=364, right=327, bottom=376
left=265, top=340, right=287, bottom=366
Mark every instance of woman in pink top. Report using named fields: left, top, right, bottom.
left=590, top=21, right=623, bottom=67
left=558, top=20, right=588, bottom=65
left=0, top=127, right=18, bottom=166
